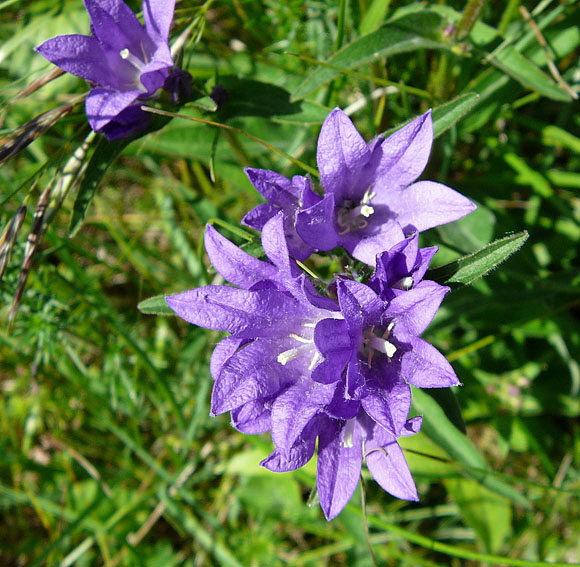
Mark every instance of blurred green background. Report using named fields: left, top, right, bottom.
left=1, top=0, right=579, bottom=565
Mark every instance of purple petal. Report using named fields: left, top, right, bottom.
left=317, top=108, right=370, bottom=202
left=261, top=213, right=295, bottom=276
left=166, top=287, right=302, bottom=338
left=211, top=339, right=287, bottom=414
left=86, top=87, right=142, bottom=132
left=393, top=180, right=477, bottom=234
left=209, top=336, right=245, bottom=378
left=242, top=203, right=279, bottom=231
left=143, top=0, right=176, bottom=42
left=361, top=378, right=411, bottom=434
left=347, top=221, right=406, bottom=266
left=295, top=194, right=339, bottom=251
left=317, top=422, right=363, bottom=520
left=245, top=168, right=297, bottom=207
left=366, top=438, right=418, bottom=501
left=337, top=280, right=384, bottom=331
left=262, top=421, right=318, bottom=472
left=97, top=103, right=151, bottom=140
left=204, top=225, right=277, bottom=289
left=84, top=0, right=151, bottom=53
left=271, top=383, right=334, bottom=453
left=388, top=281, right=449, bottom=336
left=311, top=318, right=351, bottom=385
left=401, top=337, right=460, bottom=388
left=36, top=35, right=114, bottom=85
left=231, top=397, right=272, bottom=434
left=414, top=246, right=439, bottom=283
left=402, top=416, right=423, bottom=436
left=370, top=111, right=433, bottom=193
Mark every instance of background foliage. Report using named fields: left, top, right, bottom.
left=1, top=0, right=579, bottom=565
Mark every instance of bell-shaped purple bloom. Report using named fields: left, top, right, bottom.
left=35, top=0, right=181, bottom=140
left=166, top=219, right=459, bottom=519
left=294, top=108, right=476, bottom=265
left=242, top=169, right=320, bottom=261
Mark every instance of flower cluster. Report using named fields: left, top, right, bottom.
left=36, top=0, right=191, bottom=140
left=167, top=109, right=476, bottom=520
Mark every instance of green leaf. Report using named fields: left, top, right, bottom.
left=69, top=136, right=131, bottom=237
left=292, top=11, right=450, bottom=101
left=444, top=477, right=512, bottom=554
left=137, top=295, right=176, bottom=316
left=488, top=46, right=572, bottom=102
left=412, top=388, right=531, bottom=507
left=427, top=231, right=529, bottom=287
left=432, top=92, right=481, bottom=137
left=359, top=0, right=392, bottom=35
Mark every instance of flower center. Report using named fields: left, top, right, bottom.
left=362, top=321, right=397, bottom=367
left=336, top=187, right=375, bottom=235
left=277, top=323, right=321, bottom=370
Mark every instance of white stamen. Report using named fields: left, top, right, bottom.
left=393, top=276, right=414, bottom=291
left=277, top=348, right=299, bottom=365
left=360, top=204, right=374, bottom=217
left=119, top=48, right=145, bottom=72
left=342, top=419, right=356, bottom=448
left=368, top=337, right=397, bottom=358
left=308, top=350, right=322, bottom=371
left=289, top=333, right=312, bottom=344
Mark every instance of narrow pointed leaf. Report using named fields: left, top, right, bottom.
left=489, top=46, right=572, bottom=102
left=432, top=92, right=480, bottom=137
left=427, top=231, right=528, bottom=287
left=138, top=295, right=176, bottom=316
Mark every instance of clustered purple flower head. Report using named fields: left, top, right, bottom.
left=244, top=108, right=476, bottom=265
left=167, top=211, right=461, bottom=520
left=35, top=0, right=190, bottom=140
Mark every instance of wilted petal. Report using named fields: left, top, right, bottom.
left=394, top=180, right=477, bottom=234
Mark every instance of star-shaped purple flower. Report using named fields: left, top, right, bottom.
left=166, top=218, right=460, bottom=520
left=36, top=0, right=180, bottom=140
left=243, top=108, right=476, bottom=265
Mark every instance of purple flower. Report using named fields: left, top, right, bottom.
left=242, top=169, right=320, bottom=261
left=166, top=219, right=460, bottom=519
left=35, top=0, right=180, bottom=140
left=243, top=108, right=475, bottom=265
